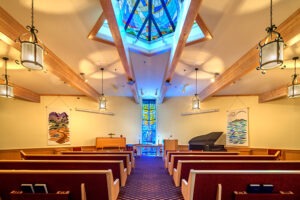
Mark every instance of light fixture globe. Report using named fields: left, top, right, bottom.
left=99, top=94, right=107, bottom=110
left=0, top=57, right=14, bottom=98
left=257, top=0, right=284, bottom=71
left=288, top=57, right=300, bottom=98
left=19, top=0, right=44, bottom=70
left=192, top=94, right=200, bottom=110
left=258, top=32, right=284, bottom=70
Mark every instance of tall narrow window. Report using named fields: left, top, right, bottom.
left=142, top=99, right=156, bottom=144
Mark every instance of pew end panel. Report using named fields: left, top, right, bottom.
left=181, top=170, right=300, bottom=200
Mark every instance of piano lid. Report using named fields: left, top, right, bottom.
left=188, top=132, right=223, bottom=145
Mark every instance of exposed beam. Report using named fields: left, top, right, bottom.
left=0, top=7, right=100, bottom=102
left=159, top=0, right=203, bottom=103
left=0, top=80, right=40, bottom=103
left=99, top=0, right=139, bottom=103
left=185, top=14, right=213, bottom=46
left=199, top=8, right=300, bottom=101
left=258, top=85, right=288, bottom=103
left=12, top=83, right=41, bottom=103
left=88, top=13, right=115, bottom=46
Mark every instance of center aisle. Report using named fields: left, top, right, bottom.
left=118, top=156, right=184, bottom=200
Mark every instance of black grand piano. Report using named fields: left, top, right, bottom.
left=188, top=132, right=226, bottom=151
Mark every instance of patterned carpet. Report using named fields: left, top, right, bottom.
left=118, top=156, right=184, bottom=200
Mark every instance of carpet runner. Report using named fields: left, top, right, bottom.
left=118, top=156, right=184, bottom=200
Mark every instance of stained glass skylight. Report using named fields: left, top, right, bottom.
left=90, top=1, right=211, bottom=54
left=118, top=0, right=180, bottom=42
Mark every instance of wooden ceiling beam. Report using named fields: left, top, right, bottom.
left=0, top=80, right=40, bottom=103
left=0, top=7, right=100, bottom=102
left=258, top=85, right=288, bottom=103
left=12, top=83, right=41, bottom=103
left=99, top=0, right=139, bottom=103
left=159, top=0, right=203, bottom=103
left=199, top=8, right=300, bottom=101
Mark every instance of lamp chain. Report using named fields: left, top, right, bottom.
left=270, top=0, right=272, bottom=30
left=292, top=57, right=298, bottom=85
left=4, top=57, right=8, bottom=85
left=101, top=68, right=104, bottom=95
left=195, top=68, right=198, bottom=95
left=31, top=0, right=34, bottom=28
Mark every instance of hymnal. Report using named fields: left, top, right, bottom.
left=246, top=184, right=261, bottom=193
left=34, top=184, right=48, bottom=193
left=20, top=184, right=35, bottom=193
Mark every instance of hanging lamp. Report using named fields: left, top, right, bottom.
left=19, top=0, right=44, bottom=70
left=99, top=68, right=107, bottom=109
left=257, top=0, right=284, bottom=72
left=192, top=68, right=200, bottom=109
left=0, top=57, right=14, bottom=98
left=287, top=57, right=300, bottom=98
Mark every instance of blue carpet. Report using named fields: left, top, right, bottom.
left=118, top=156, right=184, bottom=200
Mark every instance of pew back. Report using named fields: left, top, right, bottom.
left=165, top=151, right=239, bottom=168
left=182, top=170, right=300, bottom=200
left=169, top=154, right=279, bottom=175
left=0, top=159, right=127, bottom=187
left=20, top=151, right=132, bottom=175
left=0, top=169, right=119, bottom=200
left=61, top=150, right=135, bottom=168
left=174, top=160, right=300, bottom=187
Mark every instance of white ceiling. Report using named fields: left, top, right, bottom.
left=0, top=0, right=299, bottom=102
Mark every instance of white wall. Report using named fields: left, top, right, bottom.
left=0, top=95, right=300, bottom=150
left=0, top=96, right=140, bottom=149
left=157, top=96, right=300, bottom=149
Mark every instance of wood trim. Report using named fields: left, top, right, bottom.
left=99, top=0, right=138, bottom=103
left=0, top=7, right=100, bottom=102
left=258, top=85, right=288, bottom=103
left=199, top=8, right=300, bottom=101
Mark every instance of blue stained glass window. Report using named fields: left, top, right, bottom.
left=142, top=99, right=156, bottom=144
left=118, top=0, right=180, bottom=42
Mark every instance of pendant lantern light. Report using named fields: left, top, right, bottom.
left=192, top=68, right=200, bottom=109
left=99, top=68, right=107, bottom=110
left=257, top=0, right=284, bottom=72
left=19, top=0, right=44, bottom=70
left=0, top=57, right=14, bottom=98
left=287, top=57, right=300, bottom=98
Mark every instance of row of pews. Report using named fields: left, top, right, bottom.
left=164, top=150, right=300, bottom=200
left=0, top=149, right=135, bottom=200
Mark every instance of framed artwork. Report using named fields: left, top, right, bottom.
left=226, top=108, right=249, bottom=146
left=48, top=110, right=70, bottom=145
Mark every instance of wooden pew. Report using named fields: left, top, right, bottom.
left=0, top=169, right=119, bottom=200
left=173, top=160, right=300, bottom=187
left=20, top=150, right=132, bottom=175
left=164, top=151, right=239, bottom=168
left=60, top=150, right=135, bottom=168
left=181, top=170, right=300, bottom=200
left=0, top=159, right=127, bottom=187
left=168, top=154, right=279, bottom=175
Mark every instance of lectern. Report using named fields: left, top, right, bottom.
left=163, top=139, right=178, bottom=157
